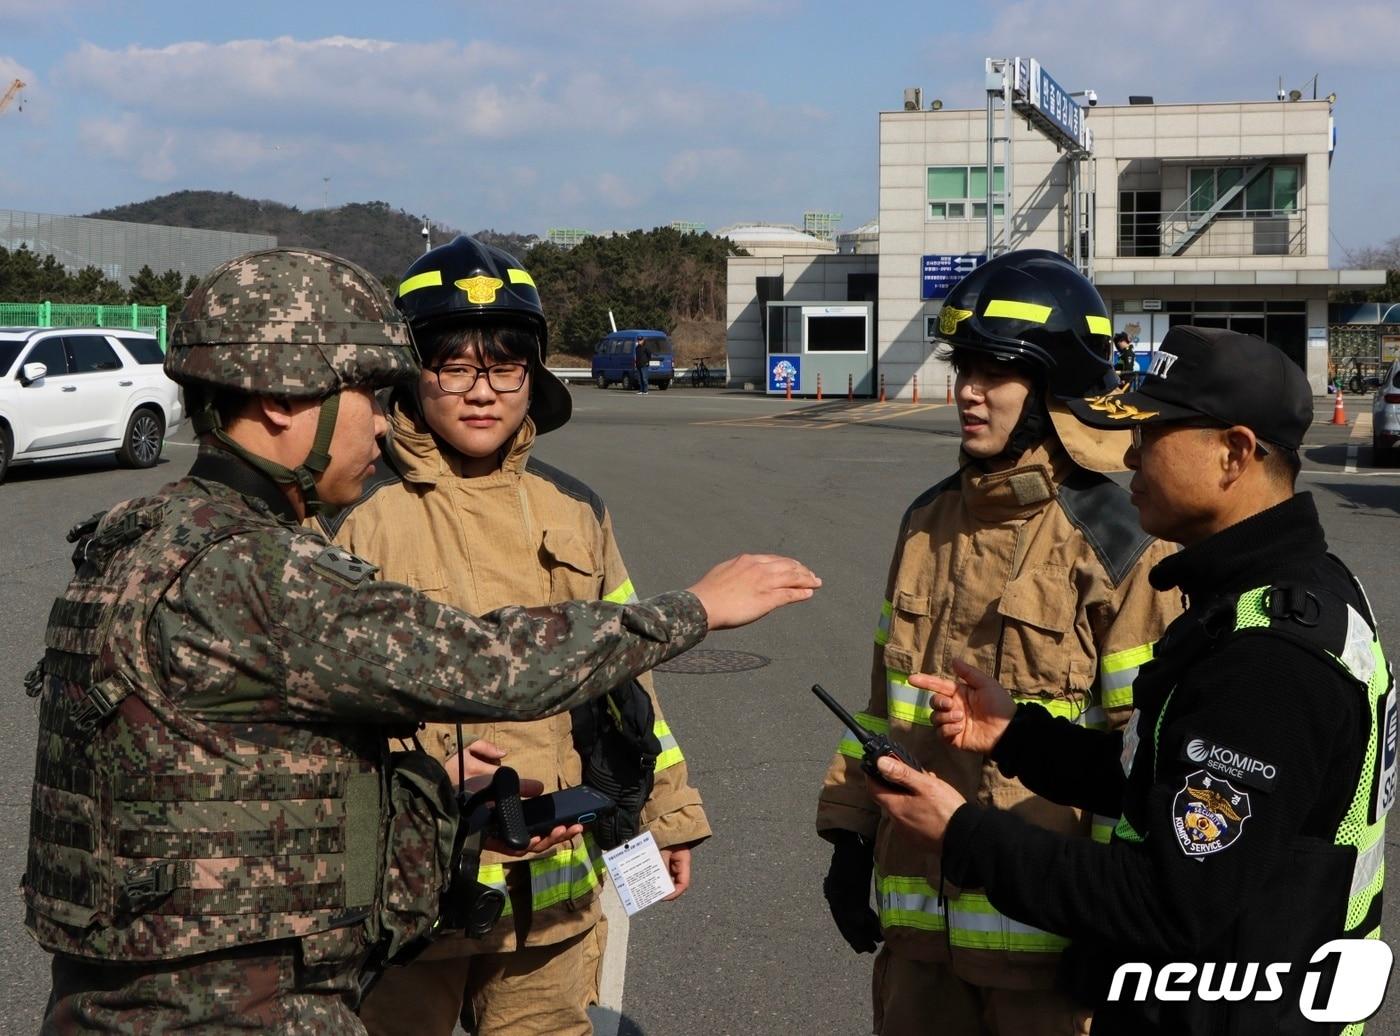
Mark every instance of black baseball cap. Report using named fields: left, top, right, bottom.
left=1066, top=325, right=1312, bottom=449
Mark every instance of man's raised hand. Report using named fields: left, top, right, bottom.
left=916, top=658, right=1016, bottom=754
left=688, top=554, right=821, bottom=630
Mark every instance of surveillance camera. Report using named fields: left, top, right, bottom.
left=420, top=224, right=430, bottom=238
left=1086, top=90, right=1098, bottom=107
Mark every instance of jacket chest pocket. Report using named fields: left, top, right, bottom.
left=883, top=588, right=934, bottom=676
left=541, top=528, right=599, bottom=601
left=995, top=564, right=1075, bottom=695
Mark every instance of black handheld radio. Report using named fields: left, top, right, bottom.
left=811, top=683, right=923, bottom=783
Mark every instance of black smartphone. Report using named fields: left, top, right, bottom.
left=519, top=786, right=616, bottom=836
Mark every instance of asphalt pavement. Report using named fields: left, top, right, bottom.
left=0, top=385, right=1396, bottom=1034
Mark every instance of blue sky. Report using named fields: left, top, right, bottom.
left=1, top=0, right=1397, bottom=262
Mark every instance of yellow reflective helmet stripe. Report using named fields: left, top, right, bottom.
left=397, top=270, right=443, bottom=297
left=983, top=299, right=1052, bottom=324
left=507, top=268, right=536, bottom=288
left=1086, top=315, right=1112, bottom=337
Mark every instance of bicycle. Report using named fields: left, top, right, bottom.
left=689, top=357, right=720, bottom=388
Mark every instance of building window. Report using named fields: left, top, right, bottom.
left=1187, top=165, right=1301, bottom=217
left=928, top=166, right=1005, bottom=221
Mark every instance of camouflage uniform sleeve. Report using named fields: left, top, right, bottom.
left=160, top=526, right=708, bottom=725
left=597, top=508, right=712, bottom=850
left=1091, top=536, right=1183, bottom=727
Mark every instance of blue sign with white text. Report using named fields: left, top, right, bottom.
left=921, top=253, right=986, bottom=300
left=768, top=354, right=801, bottom=394
left=1034, top=64, right=1083, bottom=145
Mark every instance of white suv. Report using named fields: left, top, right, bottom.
left=0, top=327, right=185, bottom=483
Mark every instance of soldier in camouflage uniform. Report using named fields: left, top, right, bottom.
left=23, top=247, right=819, bottom=1033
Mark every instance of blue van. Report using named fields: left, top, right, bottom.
left=591, top=329, right=674, bottom=390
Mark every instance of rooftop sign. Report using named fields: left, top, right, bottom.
left=1004, top=57, right=1093, bottom=154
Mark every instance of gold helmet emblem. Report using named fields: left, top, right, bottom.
left=454, top=275, right=504, bottom=305
left=1084, top=391, right=1160, bottom=421
left=939, top=306, right=974, bottom=336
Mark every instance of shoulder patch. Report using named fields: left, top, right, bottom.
left=311, top=545, right=379, bottom=587
left=1172, top=770, right=1251, bottom=857
left=1055, top=468, right=1154, bottom=586
left=317, top=455, right=404, bottom=539
left=525, top=457, right=606, bottom=525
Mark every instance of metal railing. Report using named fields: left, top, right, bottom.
left=1117, top=210, right=1305, bottom=258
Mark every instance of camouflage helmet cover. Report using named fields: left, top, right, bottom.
left=166, top=247, right=419, bottom=397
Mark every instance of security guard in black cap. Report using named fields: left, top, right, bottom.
left=869, top=325, right=1395, bottom=1035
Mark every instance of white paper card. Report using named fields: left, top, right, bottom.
left=601, top=830, right=674, bottom=916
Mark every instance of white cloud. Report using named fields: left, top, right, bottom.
left=936, top=0, right=1400, bottom=105
left=78, top=112, right=177, bottom=181
left=57, top=36, right=793, bottom=142
left=663, top=147, right=747, bottom=189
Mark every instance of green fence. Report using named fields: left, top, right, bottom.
left=0, top=302, right=169, bottom=349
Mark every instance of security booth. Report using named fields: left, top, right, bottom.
left=763, top=300, right=874, bottom=397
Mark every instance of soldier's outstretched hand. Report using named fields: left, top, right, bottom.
left=916, top=658, right=1015, bottom=754
left=687, top=554, right=820, bottom=630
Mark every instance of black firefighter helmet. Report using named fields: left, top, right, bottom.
left=396, top=235, right=572, bottom=434
left=936, top=249, right=1117, bottom=399
left=937, top=250, right=1129, bottom=472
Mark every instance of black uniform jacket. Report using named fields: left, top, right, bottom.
left=941, top=494, right=1371, bottom=1035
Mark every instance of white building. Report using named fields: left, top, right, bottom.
left=717, top=223, right=836, bottom=258
left=727, top=83, right=1386, bottom=396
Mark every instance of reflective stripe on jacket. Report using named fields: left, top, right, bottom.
left=817, top=441, right=1180, bottom=989
left=325, top=400, right=710, bottom=951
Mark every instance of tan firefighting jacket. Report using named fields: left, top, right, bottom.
left=326, top=400, right=710, bottom=951
left=816, top=440, right=1181, bottom=990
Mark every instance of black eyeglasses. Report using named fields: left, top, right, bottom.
left=427, top=361, right=529, bottom=394
left=1130, top=420, right=1272, bottom=457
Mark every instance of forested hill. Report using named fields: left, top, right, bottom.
left=84, top=191, right=510, bottom=282
left=86, top=191, right=739, bottom=364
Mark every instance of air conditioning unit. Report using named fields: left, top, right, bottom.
left=903, top=87, right=923, bottom=111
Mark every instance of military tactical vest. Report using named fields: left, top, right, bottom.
left=23, top=488, right=389, bottom=962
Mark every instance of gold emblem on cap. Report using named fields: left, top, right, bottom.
left=455, top=276, right=504, bottom=305
left=939, top=306, right=974, bottom=336
left=1084, top=391, right=1159, bottom=421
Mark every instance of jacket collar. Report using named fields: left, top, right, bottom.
left=960, top=441, right=1073, bottom=523
left=1148, top=493, right=1326, bottom=600
left=188, top=444, right=299, bottom=523
left=385, top=391, right=536, bottom=486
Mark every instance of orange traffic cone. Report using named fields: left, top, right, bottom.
left=1330, top=387, right=1347, bottom=425
left=879, top=373, right=887, bottom=403
left=816, top=373, right=823, bottom=401
left=785, top=376, right=793, bottom=401
left=912, top=375, right=919, bottom=404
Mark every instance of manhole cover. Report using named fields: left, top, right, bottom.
left=656, top=649, right=771, bottom=675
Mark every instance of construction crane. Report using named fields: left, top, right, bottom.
left=0, top=79, right=26, bottom=116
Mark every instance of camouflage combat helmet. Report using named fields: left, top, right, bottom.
left=396, top=235, right=572, bottom=434
left=167, top=247, right=419, bottom=514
